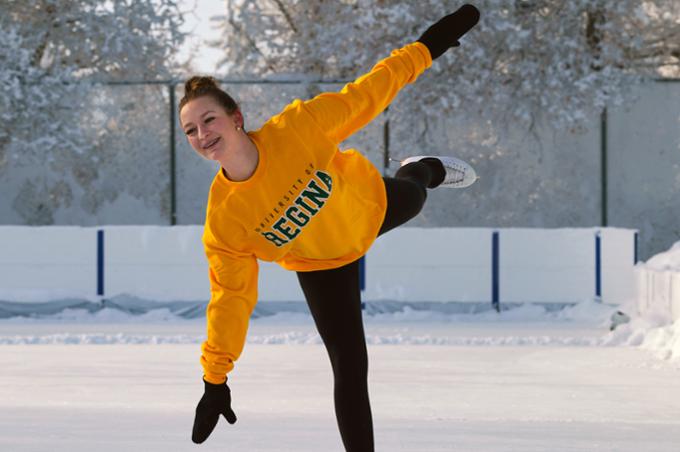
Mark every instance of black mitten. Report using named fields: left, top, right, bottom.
left=417, top=4, right=480, bottom=60
left=192, top=379, right=237, bottom=444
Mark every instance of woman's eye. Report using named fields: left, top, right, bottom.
left=185, top=128, right=196, bottom=135
left=205, top=117, right=214, bottom=124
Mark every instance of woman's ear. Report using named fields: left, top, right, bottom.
left=231, top=110, right=244, bottom=129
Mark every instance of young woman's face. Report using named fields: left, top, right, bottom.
left=180, top=96, right=242, bottom=162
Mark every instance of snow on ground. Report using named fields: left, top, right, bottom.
left=2, top=300, right=680, bottom=451
left=0, top=299, right=619, bottom=344
left=620, top=239, right=680, bottom=361
left=0, top=298, right=677, bottom=355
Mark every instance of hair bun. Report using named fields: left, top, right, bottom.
left=179, top=75, right=239, bottom=117
left=184, top=76, right=220, bottom=95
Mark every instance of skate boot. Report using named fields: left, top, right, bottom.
left=400, top=155, right=478, bottom=188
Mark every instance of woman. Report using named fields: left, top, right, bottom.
left=183, top=5, right=480, bottom=450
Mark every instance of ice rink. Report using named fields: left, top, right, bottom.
left=2, top=305, right=680, bottom=452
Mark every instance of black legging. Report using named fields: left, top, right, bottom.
left=296, top=160, right=439, bottom=452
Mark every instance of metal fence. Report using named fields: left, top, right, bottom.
left=1, top=78, right=679, bottom=260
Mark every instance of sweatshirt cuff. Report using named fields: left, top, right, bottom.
left=411, top=41, right=433, bottom=68
left=203, top=372, right=227, bottom=385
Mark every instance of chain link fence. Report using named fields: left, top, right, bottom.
left=0, top=79, right=678, bottom=260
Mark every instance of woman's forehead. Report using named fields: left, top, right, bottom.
left=182, top=96, right=219, bottom=114
left=180, top=96, right=221, bottom=122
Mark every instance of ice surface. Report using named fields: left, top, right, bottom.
left=1, top=344, right=680, bottom=451
left=2, top=300, right=680, bottom=451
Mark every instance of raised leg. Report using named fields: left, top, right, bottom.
left=378, top=159, right=444, bottom=235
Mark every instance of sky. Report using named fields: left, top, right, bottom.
left=177, top=0, right=226, bottom=74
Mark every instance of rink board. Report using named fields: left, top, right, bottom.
left=0, top=226, right=636, bottom=305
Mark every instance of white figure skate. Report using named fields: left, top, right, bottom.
left=400, top=155, right=478, bottom=188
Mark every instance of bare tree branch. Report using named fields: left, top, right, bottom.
left=272, top=0, right=298, bottom=33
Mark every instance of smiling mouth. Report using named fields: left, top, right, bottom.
left=203, top=137, right=220, bottom=150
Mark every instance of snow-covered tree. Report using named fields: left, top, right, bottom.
left=0, top=0, right=184, bottom=223
left=210, top=0, right=680, bottom=130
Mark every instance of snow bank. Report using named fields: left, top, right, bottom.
left=635, top=240, right=680, bottom=322
left=603, top=241, right=680, bottom=362
left=644, top=241, right=680, bottom=271
left=3, top=291, right=680, bottom=366
left=0, top=298, right=617, bottom=325
left=0, top=299, right=619, bottom=347
left=604, top=316, right=680, bottom=362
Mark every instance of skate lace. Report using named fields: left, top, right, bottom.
left=446, top=164, right=466, bottom=184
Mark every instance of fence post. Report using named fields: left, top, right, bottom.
left=595, top=231, right=602, bottom=302
left=97, top=229, right=105, bottom=302
left=600, top=108, right=608, bottom=227
left=168, top=83, right=177, bottom=225
left=492, top=230, right=500, bottom=312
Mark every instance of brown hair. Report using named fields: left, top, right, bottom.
left=178, top=76, right=239, bottom=117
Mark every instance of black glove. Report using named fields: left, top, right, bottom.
left=417, top=4, right=481, bottom=60
left=191, top=378, right=237, bottom=444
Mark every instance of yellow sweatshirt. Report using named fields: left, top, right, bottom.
left=201, top=42, right=432, bottom=384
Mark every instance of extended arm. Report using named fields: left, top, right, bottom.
left=200, top=244, right=259, bottom=384
left=302, top=42, right=431, bottom=144
left=301, top=4, right=480, bottom=145
left=192, top=241, right=258, bottom=444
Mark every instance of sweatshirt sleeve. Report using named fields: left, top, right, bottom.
left=301, top=42, right=432, bottom=145
left=200, top=240, right=259, bottom=384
